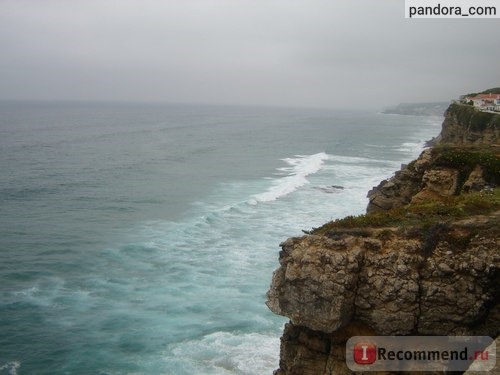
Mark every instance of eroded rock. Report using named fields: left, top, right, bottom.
left=267, top=215, right=499, bottom=374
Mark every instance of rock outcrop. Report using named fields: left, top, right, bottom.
left=439, top=103, right=500, bottom=145
left=267, top=103, right=500, bottom=374
left=267, top=214, right=499, bottom=374
left=367, top=103, right=499, bottom=213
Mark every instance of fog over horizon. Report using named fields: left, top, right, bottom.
left=0, top=0, right=499, bottom=110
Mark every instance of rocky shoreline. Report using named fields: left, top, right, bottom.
left=266, top=102, right=500, bottom=374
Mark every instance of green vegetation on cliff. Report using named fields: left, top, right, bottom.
left=447, top=103, right=500, bottom=132
left=315, top=137, right=500, bottom=234
left=315, top=146, right=499, bottom=232
left=481, top=87, right=500, bottom=94
left=463, top=87, right=500, bottom=97
left=432, top=146, right=500, bottom=186
left=312, top=187, right=500, bottom=236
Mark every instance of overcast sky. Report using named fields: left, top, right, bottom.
left=0, top=0, right=498, bottom=109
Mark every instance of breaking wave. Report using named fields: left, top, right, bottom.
left=249, top=152, right=330, bottom=204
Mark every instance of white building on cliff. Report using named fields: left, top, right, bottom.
left=463, top=93, right=500, bottom=112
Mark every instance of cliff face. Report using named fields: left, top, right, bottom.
left=267, top=216, right=499, bottom=374
left=438, top=103, right=500, bottom=145
left=266, top=103, right=500, bottom=374
left=367, top=103, right=499, bottom=213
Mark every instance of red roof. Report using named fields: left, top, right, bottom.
left=474, top=93, right=500, bottom=100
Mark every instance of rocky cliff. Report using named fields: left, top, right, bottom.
left=438, top=103, right=500, bottom=146
left=266, top=103, right=500, bottom=374
left=367, top=103, right=499, bottom=213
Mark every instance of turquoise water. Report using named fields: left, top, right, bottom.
left=0, top=102, right=441, bottom=374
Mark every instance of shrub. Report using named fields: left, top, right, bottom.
left=447, top=103, right=499, bottom=132
left=311, top=188, right=500, bottom=235
left=432, top=147, right=500, bottom=187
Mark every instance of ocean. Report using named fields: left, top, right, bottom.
left=0, top=101, right=441, bottom=375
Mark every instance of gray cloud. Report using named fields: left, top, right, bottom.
left=0, top=0, right=499, bottom=108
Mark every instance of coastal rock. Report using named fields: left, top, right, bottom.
left=366, top=166, right=423, bottom=212
left=439, top=103, right=500, bottom=145
left=267, top=102, right=500, bottom=374
left=410, top=167, right=459, bottom=204
left=267, top=214, right=500, bottom=374
left=367, top=104, right=500, bottom=212
left=266, top=235, right=363, bottom=333
left=463, top=165, right=487, bottom=192
left=412, top=147, right=434, bottom=172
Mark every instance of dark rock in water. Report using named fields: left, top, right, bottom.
left=315, top=185, right=344, bottom=194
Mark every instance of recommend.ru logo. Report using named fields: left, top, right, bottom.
left=353, top=342, right=377, bottom=365
left=346, top=336, right=496, bottom=372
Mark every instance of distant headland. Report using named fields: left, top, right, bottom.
left=382, top=101, right=450, bottom=116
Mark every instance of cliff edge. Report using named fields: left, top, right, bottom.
left=266, top=103, right=500, bottom=374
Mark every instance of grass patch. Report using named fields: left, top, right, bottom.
left=431, top=147, right=500, bottom=187
left=312, top=188, right=500, bottom=235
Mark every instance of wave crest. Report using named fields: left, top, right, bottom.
left=249, top=152, right=329, bottom=204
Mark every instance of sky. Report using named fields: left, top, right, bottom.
left=0, top=0, right=499, bottom=109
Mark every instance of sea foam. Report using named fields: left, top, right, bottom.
left=249, top=152, right=330, bottom=204
left=0, top=362, right=20, bottom=375
left=167, top=331, right=280, bottom=375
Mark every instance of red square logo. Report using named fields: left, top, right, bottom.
left=353, top=342, right=377, bottom=364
